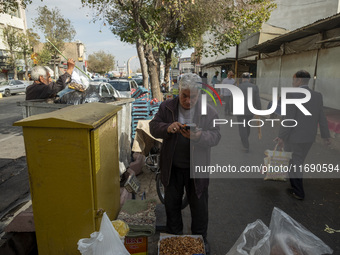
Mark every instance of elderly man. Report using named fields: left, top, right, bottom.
left=276, top=70, right=330, bottom=200
left=149, top=73, right=221, bottom=255
left=26, top=59, right=75, bottom=100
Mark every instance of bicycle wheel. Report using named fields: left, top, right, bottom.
left=156, top=174, right=188, bottom=209
left=145, top=154, right=159, bottom=172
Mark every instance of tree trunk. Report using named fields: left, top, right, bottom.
left=136, top=38, right=149, bottom=89
left=144, top=44, right=162, bottom=101
left=163, top=48, right=173, bottom=85
left=24, top=52, right=29, bottom=80
left=12, top=55, right=18, bottom=80
left=153, top=49, right=161, bottom=82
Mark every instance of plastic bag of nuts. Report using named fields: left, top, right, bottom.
left=158, top=235, right=205, bottom=255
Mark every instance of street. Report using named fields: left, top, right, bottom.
left=0, top=94, right=26, bottom=161
left=0, top=94, right=24, bottom=140
left=0, top=94, right=30, bottom=239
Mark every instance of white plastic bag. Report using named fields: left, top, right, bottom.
left=72, top=68, right=90, bottom=89
left=269, top=207, right=333, bottom=255
left=264, top=145, right=292, bottom=181
left=77, top=212, right=130, bottom=255
left=226, top=219, right=271, bottom=255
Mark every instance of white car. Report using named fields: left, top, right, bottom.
left=92, top=77, right=109, bottom=83
left=0, top=80, right=32, bottom=97
left=108, top=79, right=138, bottom=98
left=87, top=82, right=122, bottom=99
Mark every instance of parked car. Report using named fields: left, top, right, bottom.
left=133, top=77, right=143, bottom=86
left=57, top=82, right=121, bottom=104
left=108, top=79, right=138, bottom=98
left=0, top=80, right=32, bottom=97
left=86, top=82, right=121, bottom=101
left=92, top=77, right=109, bottom=82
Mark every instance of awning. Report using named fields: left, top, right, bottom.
left=202, top=58, right=256, bottom=68
left=249, top=13, right=340, bottom=53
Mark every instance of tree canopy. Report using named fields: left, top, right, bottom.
left=87, top=50, right=115, bottom=74
left=33, top=5, right=76, bottom=76
left=34, top=5, right=76, bottom=54
left=82, top=0, right=275, bottom=100
left=0, top=0, right=31, bottom=14
left=2, top=25, right=22, bottom=79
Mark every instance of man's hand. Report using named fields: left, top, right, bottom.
left=180, top=128, right=202, bottom=141
left=274, top=137, right=284, bottom=149
left=167, top=122, right=183, bottom=134
left=66, top=58, right=75, bottom=75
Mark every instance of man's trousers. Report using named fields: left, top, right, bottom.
left=164, top=165, right=208, bottom=238
left=285, top=142, right=313, bottom=198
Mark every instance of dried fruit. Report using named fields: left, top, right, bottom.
left=159, top=236, right=204, bottom=255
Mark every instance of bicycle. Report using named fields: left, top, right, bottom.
left=145, top=147, right=188, bottom=209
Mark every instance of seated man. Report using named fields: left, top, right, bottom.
left=26, top=59, right=75, bottom=100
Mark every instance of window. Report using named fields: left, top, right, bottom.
left=5, top=5, right=21, bottom=18
left=12, top=80, right=23, bottom=85
left=108, top=81, right=130, bottom=91
left=101, top=85, right=110, bottom=97
left=107, top=85, right=115, bottom=96
left=131, top=81, right=138, bottom=89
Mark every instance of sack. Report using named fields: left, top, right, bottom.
left=263, top=145, right=292, bottom=181
left=77, top=212, right=130, bottom=255
left=269, top=207, right=333, bottom=255
left=226, top=219, right=271, bottom=255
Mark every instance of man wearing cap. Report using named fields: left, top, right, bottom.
left=149, top=73, right=221, bottom=254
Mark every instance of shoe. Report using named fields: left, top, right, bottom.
left=203, top=238, right=210, bottom=255
left=242, top=147, right=249, bottom=153
left=286, top=188, right=304, bottom=200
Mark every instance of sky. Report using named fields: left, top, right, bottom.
left=25, top=0, right=193, bottom=73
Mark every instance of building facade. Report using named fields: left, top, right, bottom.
left=199, top=0, right=340, bottom=84
left=0, top=4, right=28, bottom=80
left=33, top=41, right=87, bottom=78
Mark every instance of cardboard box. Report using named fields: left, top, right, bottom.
left=124, top=236, right=148, bottom=255
left=158, top=233, right=205, bottom=255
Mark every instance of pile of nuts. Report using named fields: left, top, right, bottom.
left=159, top=236, right=205, bottom=255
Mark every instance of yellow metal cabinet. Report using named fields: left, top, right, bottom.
left=14, top=103, right=122, bottom=254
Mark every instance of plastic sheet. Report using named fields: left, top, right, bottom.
left=72, top=68, right=90, bottom=89
left=269, top=207, right=333, bottom=255
left=226, top=219, right=271, bottom=255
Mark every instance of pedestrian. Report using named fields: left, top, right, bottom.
left=211, top=71, right=219, bottom=88
left=149, top=73, right=221, bottom=255
left=237, top=72, right=261, bottom=152
left=221, top=71, right=235, bottom=116
left=275, top=70, right=330, bottom=200
left=26, top=59, right=75, bottom=100
left=202, top=73, right=208, bottom=85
